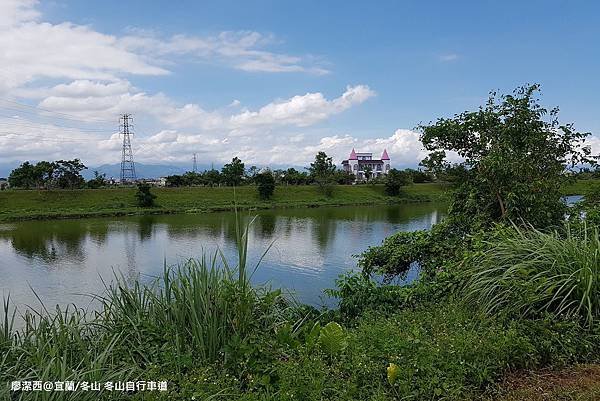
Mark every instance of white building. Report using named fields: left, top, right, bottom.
left=341, top=148, right=391, bottom=181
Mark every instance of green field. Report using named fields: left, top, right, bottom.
left=562, top=178, right=600, bottom=195
left=0, top=182, right=448, bottom=222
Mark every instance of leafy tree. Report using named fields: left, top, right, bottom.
left=308, top=151, right=336, bottom=178
left=35, top=161, right=56, bottom=188
left=204, top=169, right=221, bottom=187
left=87, top=171, right=107, bottom=189
left=221, top=157, right=245, bottom=186
left=309, top=152, right=336, bottom=196
left=255, top=170, right=276, bottom=200
left=246, top=166, right=259, bottom=183
left=182, top=171, right=205, bottom=186
left=8, top=161, right=39, bottom=189
left=363, top=165, right=373, bottom=182
left=165, top=174, right=185, bottom=187
left=135, top=183, right=157, bottom=207
left=53, top=159, right=87, bottom=189
left=420, top=84, right=596, bottom=228
left=334, top=169, right=355, bottom=185
left=384, top=168, right=412, bottom=196
left=282, top=168, right=309, bottom=185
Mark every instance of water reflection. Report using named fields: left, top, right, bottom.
left=0, top=203, right=446, bottom=309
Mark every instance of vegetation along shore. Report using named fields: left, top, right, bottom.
left=3, top=85, right=600, bottom=400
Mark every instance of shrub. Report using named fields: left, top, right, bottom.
left=462, top=224, right=600, bottom=326
left=255, top=171, right=276, bottom=200
left=135, top=182, right=157, bottom=207
left=384, top=168, right=412, bottom=196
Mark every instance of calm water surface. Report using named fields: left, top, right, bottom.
left=0, top=203, right=446, bottom=310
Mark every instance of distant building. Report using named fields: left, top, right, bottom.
left=341, top=148, right=391, bottom=182
left=0, top=177, right=8, bottom=190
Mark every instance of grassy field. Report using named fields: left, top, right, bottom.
left=562, top=178, right=600, bottom=195
left=0, top=182, right=448, bottom=222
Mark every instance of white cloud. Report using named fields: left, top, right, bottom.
left=439, top=53, right=459, bottom=62
left=230, top=85, right=375, bottom=128
left=0, top=1, right=392, bottom=169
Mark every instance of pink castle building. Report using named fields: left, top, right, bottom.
left=341, top=148, right=391, bottom=182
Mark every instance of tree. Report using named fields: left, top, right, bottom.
left=282, top=168, right=309, bottom=185
left=255, top=170, right=276, bottom=200
left=87, top=171, right=107, bottom=189
left=135, top=183, right=157, bottom=207
left=246, top=166, right=259, bottom=183
left=53, top=159, right=86, bottom=189
left=204, top=169, right=221, bottom=187
left=363, top=165, right=373, bottom=182
left=308, top=152, right=336, bottom=196
left=8, top=161, right=39, bottom=189
left=420, top=84, right=596, bottom=228
left=182, top=171, right=205, bottom=186
left=165, top=175, right=185, bottom=187
left=221, top=157, right=245, bottom=186
left=334, top=169, right=355, bottom=185
left=308, top=151, right=336, bottom=178
left=384, top=169, right=412, bottom=196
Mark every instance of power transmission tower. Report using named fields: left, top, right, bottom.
left=119, top=113, right=137, bottom=184
left=193, top=153, right=198, bottom=173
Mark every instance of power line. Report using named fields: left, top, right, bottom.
left=0, top=98, right=115, bottom=124
left=0, top=115, right=113, bottom=133
left=0, top=131, right=104, bottom=143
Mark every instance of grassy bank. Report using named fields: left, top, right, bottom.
left=0, top=183, right=448, bottom=222
left=562, top=178, right=600, bottom=195
left=1, top=243, right=598, bottom=400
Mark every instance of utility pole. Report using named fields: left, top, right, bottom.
left=119, top=113, right=136, bottom=184
left=193, top=153, right=198, bottom=173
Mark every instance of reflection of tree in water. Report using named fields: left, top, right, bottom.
left=137, top=215, right=156, bottom=242
left=254, top=213, right=277, bottom=239
left=311, top=209, right=337, bottom=253
left=1, top=221, right=108, bottom=264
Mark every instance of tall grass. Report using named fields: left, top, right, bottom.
left=0, top=214, right=292, bottom=399
left=462, top=224, right=600, bottom=326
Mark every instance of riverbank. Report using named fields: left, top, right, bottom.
left=0, top=183, right=448, bottom=222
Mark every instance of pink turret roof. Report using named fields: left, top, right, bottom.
left=349, top=148, right=357, bottom=160
left=381, top=149, right=390, bottom=160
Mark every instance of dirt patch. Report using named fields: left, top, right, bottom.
left=492, top=364, right=600, bottom=401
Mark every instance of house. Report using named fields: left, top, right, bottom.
left=0, top=177, right=8, bottom=190
left=341, top=148, right=391, bottom=182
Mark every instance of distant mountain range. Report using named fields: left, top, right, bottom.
left=0, top=162, right=214, bottom=180
left=82, top=163, right=192, bottom=180
left=0, top=161, right=310, bottom=180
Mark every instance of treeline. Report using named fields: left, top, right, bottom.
left=6, top=152, right=442, bottom=191
left=8, top=159, right=88, bottom=189
left=164, top=152, right=436, bottom=188
left=164, top=155, right=358, bottom=187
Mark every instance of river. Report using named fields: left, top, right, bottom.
left=0, top=203, right=446, bottom=311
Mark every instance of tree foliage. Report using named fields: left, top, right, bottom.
left=87, top=171, right=107, bottom=189
left=9, top=159, right=87, bottom=189
left=309, top=152, right=336, bottom=196
left=384, top=168, right=412, bottom=196
left=135, top=183, right=157, bottom=207
left=221, top=157, right=245, bottom=186
left=420, top=84, right=596, bottom=228
left=255, top=170, right=276, bottom=200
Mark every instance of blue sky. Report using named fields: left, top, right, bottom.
left=1, top=0, right=599, bottom=169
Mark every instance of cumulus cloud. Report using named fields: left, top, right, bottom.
left=0, top=1, right=394, bottom=169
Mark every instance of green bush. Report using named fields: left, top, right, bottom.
left=135, top=182, right=157, bottom=207
left=255, top=171, right=276, bottom=200
left=384, top=168, right=412, bottom=196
